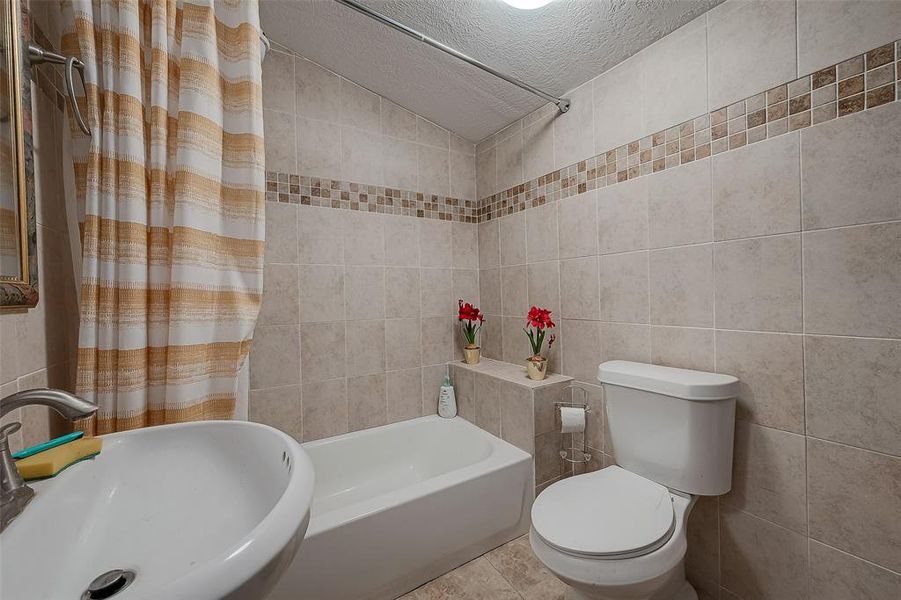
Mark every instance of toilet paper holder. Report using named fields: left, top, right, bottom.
left=554, top=385, right=592, bottom=464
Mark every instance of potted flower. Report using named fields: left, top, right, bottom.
left=458, top=300, right=484, bottom=365
left=523, top=306, right=556, bottom=380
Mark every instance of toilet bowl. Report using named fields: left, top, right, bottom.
left=529, top=361, right=738, bottom=600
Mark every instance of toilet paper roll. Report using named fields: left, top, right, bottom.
left=559, top=406, right=586, bottom=434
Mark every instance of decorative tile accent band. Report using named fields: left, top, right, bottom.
left=265, top=171, right=479, bottom=223
left=478, top=40, right=901, bottom=222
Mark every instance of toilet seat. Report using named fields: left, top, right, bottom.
left=531, top=466, right=676, bottom=560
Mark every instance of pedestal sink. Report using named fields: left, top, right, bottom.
left=0, top=420, right=314, bottom=600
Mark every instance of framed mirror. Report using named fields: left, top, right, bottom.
left=0, top=0, right=37, bottom=309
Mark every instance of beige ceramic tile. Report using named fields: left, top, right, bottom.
left=421, top=268, right=455, bottom=317
left=526, top=202, right=559, bottom=263
left=348, top=374, right=387, bottom=432
left=421, top=364, right=446, bottom=416
left=809, top=540, right=901, bottom=600
left=450, top=151, right=476, bottom=201
left=474, top=373, right=501, bottom=436
left=263, top=109, right=296, bottom=173
left=261, top=50, right=295, bottom=113
left=649, top=326, right=714, bottom=372
left=476, top=146, right=497, bottom=200
left=298, top=205, right=343, bottom=265
left=803, top=222, right=901, bottom=338
left=452, top=222, right=479, bottom=269
left=300, top=322, right=345, bottom=383
left=500, top=383, right=534, bottom=454
left=380, top=98, right=417, bottom=140
left=560, top=256, right=600, bottom=320
left=417, top=117, right=449, bottom=149
left=345, top=320, right=386, bottom=377
left=597, top=178, right=649, bottom=255
left=339, top=79, right=380, bottom=133
left=420, top=317, right=453, bottom=366
left=686, top=496, right=719, bottom=590
left=557, top=191, right=599, bottom=259
left=480, top=268, right=502, bottom=316
left=342, top=127, right=383, bottom=185
left=298, top=265, right=345, bottom=323
left=501, top=266, right=528, bottom=317
left=453, top=269, right=480, bottom=311
left=527, top=261, right=561, bottom=314
left=593, top=56, right=645, bottom=152
left=386, top=318, right=421, bottom=371
left=649, top=244, right=714, bottom=327
left=599, top=251, right=649, bottom=324
left=478, top=220, right=501, bottom=269
left=805, top=335, right=901, bottom=457
left=419, top=219, right=453, bottom=268
left=714, top=234, right=802, bottom=332
left=561, top=319, right=602, bottom=383
left=499, top=212, right=527, bottom=266
left=417, top=144, right=450, bottom=196
left=496, top=130, right=524, bottom=192
left=401, top=556, right=520, bottom=600
left=808, top=438, right=901, bottom=572
left=486, top=535, right=566, bottom=600
left=523, top=117, right=555, bottom=182
left=385, top=268, right=421, bottom=318
left=600, top=323, right=651, bottom=364
left=553, top=82, right=594, bottom=168
left=258, top=263, right=299, bottom=327
left=480, top=315, right=503, bottom=361
left=648, top=160, right=712, bottom=248
left=296, top=116, right=341, bottom=180
left=384, top=216, right=420, bottom=268
left=249, top=385, right=302, bottom=440
left=344, top=211, right=385, bottom=266
left=264, top=202, right=298, bottom=264
left=715, top=331, right=804, bottom=433
left=301, top=378, right=348, bottom=441
left=450, top=133, right=475, bottom=156
left=345, top=266, right=385, bottom=320
left=382, top=136, right=419, bottom=190
left=502, top=316, right=529, bottom=366
left=249, top=325, right=300, bottom=390
left=387, top=368, right=423, bottom=424
left=295, top=57, right=338, bottom=122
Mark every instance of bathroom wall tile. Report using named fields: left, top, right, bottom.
left=421, top=364, right=446, bottom=416
left=480, top=268, right=502, bottom=316
left=298, top=265, right=345, bottom=323
left=262, top=50, right=295, bottom=113
left=450, top=151, right=476, bottom=200
left=258, top=263, right=299, bottom=326
left=499, top=212, right=527, bottom=266
left=535, top=431, right=567, bottom=484
left=452, top=222, right=479, bottom=270
left=298, top=205, right=344, bottom=265
left=713, top=132, right=801, bottom=240
left=502, top=316, right=528, bottom=365
left=342, top=127, right=383, bottom=185
left=485, top=535, right=567, bottom=600
left=478, top=220, right=501, bottom=269
left=481, top=315, right=503, bottom=361
left=380, top=99, right=417, bottom=140
left=263, top=109, right=296, bottom=173
left=296, top=117, right=341, bottom=180
left=500, top=383, right=534, bottom=454
left=385, top=318, right=421, bottom=371
left=496, top=130, right=524, bottom=192
left=421, top=317, right=453, bottom=366
left=420, top=219, right=453, bottom=268
left=250, top=326, right=300, bottom=389
left=476, top=146, right=497, bottom=200
left=707, top=0, right=797, bottom=109
left=417, top=117, right=449, bottom=149
left=344, top=211, right=385, bottom=266
left=474, top=373, right=501, bottom=436
left=501, top=265, right=528, bottom=317
left=554, top=82, right=594, bottom=168
left=720, top=506, right=809, bottom=600
left=648, top=159, right=712, bottom=248
left=385, top=268, right=421, bottom=318
left=561, top=319, right=602, bottom=384
left=418, top=144, right=450, bottom=196
left=527, top=261, right=561, bottom=313
left=561, top=257, right=600, bottom=320
left=803, top=222, right=901, bottom=338
left=808, top=438, right=901, bottom=572
left=523, top=115, right=555, bottom=182
left=300, top=322, right=345, bottom=383
left=384, top=216, right=420, bottom=268
left=724, top=421, right=808, bottom=533
left=346, top=320, right=386, bottom=377
left=382, top=136, right=419, bottom=190
left=809, top=540, right=901, bottom=600
left=557, top=191, right=598, bottom=259
left=686, top=496, right=720, bottom=591
left=715, top=330, right=804, bottom=433
left=339, top=79, right=380, bottom=133
left=797, top=0, right=901, bottom=73
left=348, top=374, right=387, bottom=432
left=421, top=268, right=454, bottom=317
left=387, top=368, right=423, bottom=423
left=264, top=202, right=298, bottom=264
left=526, top=202, right=559, bottom=263
left=806, top=335, right=901, bottom=457
left=450, top=134, right=475, bottom=156
left=714, top=234, right=802, bottom=332
left=649, top=244, right=714, bottom=327
left=801, top=102, right=901, bottom=229
left=533, top=382, right=572, bottom=437
left=345, top=266, right=385, bottom=320
left=642, top=16, right=707, bottom=134
left=593, top=56, right=645, bottom=152
left=649, top=326, right=714, bottom=372
left=600, top=323, right=651, bottom=364
left=0, top=322, right=18, bottom=386
left=302, top=378, right=348, bottom=442
left=452, top=365, right=476, bottom=421
left=295, top=57, right=339, bottom=122
left=597, top=178, right=648, bottom=254
left=249, top=385, right=302, bottom=441
left=599, top=251, right=649, bottom=324
left=453, top=269, right=480, bottom=309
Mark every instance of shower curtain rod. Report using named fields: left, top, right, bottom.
left=333, top=0, right=571, bottom=113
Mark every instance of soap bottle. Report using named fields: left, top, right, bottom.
left=438, top=375, right=457, bottom=418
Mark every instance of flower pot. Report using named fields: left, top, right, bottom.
left=463, top=344, right=481, bottom=365
left=526, top=356, right=548, bottom=381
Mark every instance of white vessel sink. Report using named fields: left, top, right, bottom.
left=0, top=420, right=314, bottom=600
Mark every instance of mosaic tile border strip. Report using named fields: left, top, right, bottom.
left=478, top=40, right=901, bottom=222
left=265, top=172, right=479, bottom=223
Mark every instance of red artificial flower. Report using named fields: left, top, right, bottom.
left=526, top=306, right=555, bottom=329
left=458, top=299, right=484, bottom=322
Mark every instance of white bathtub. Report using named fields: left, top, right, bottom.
left=268, top=415, right=533, bottom=600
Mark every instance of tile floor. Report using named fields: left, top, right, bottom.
left=398, top=534, right=566, bottom=600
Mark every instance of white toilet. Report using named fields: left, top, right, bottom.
left=530, top=360, right=738, bottom=600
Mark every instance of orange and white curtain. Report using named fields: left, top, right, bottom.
left=60, top=0, right=265, bottom=434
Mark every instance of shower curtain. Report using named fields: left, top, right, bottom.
left=60, top=0, right=265, bottom=434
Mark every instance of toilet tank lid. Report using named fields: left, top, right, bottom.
left=597, top=360, right=739, bottom=401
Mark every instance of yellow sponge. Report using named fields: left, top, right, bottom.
left=15, top=437, right=102, bottom=480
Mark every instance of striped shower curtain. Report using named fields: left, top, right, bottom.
left=61, top=0, right=265, bottom=434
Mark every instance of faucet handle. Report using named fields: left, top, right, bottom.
left=0, top=422, right=21, bottom=448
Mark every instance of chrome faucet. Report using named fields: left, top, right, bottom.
left=0, top=389, right=97, bottom=532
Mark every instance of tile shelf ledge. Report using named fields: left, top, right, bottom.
left=448, top=357, right=573, bottom=389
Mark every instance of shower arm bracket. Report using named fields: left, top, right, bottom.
left=27, top=43, right=91, bottom=135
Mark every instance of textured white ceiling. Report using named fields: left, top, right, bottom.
left=260, top=0, right=722, bottom=142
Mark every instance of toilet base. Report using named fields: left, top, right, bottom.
left=563, top=580, right=697, bottom=600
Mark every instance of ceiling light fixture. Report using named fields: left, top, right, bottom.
left=501, top=0, right=555, bottom=10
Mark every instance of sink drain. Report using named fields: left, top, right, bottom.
left=81, top=569, right=136, bottom=599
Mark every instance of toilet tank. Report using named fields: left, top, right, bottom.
left=597, top=361, right=738, bottom=496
